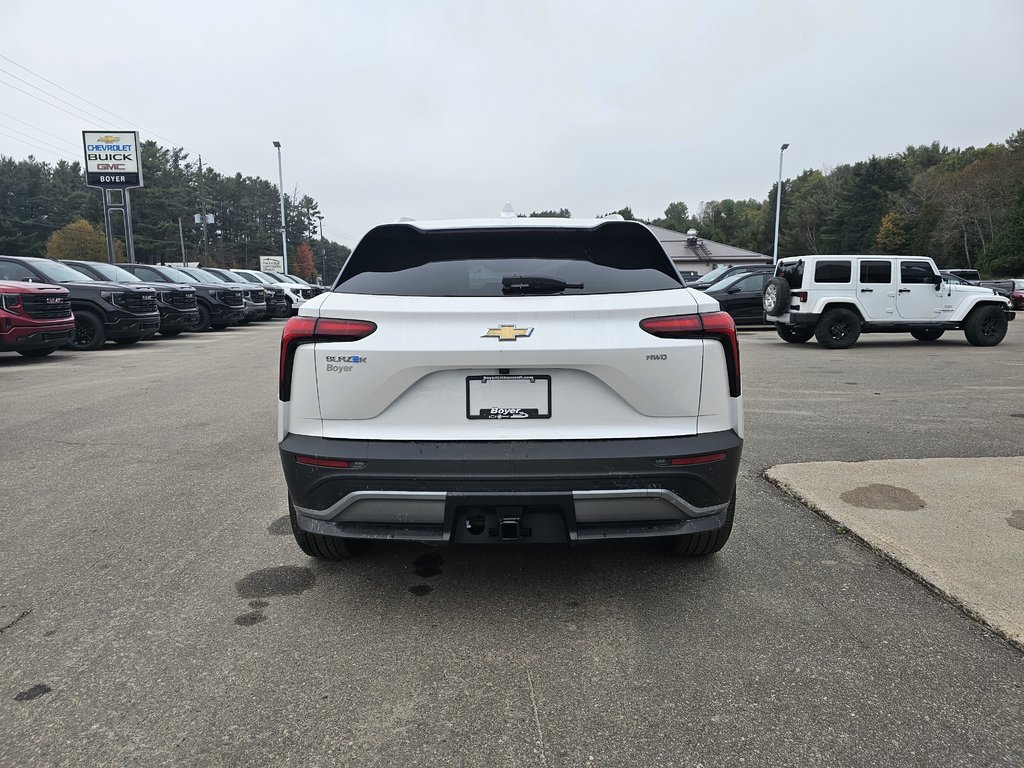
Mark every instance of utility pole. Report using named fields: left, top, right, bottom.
left=317, top=214, right=325, bottom=282
left=772, top=143, right=789, bottom=265
left=178, top=216, right=186, bottom=264
left=198, top=155, right=209, bottom=265
left=272, top=141, right=288, bottom=274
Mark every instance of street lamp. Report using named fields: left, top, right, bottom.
left=770, top=143, right=786, bottom=266
left=273, top=140, right=288, bottom=274
left=316, top=214, right=325, bottom=282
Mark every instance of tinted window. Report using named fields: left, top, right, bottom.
left=776, top=260, right=804, bottom=290
left=336, top=223, right=681, bottom=297
left=733, top=273, right=766, bottom=292
left=860, top=261, right=892, bottom=284
left=900, top=261, right=936, bottom=285
left=814, top=260, right=851, bottom=283
left=86, top=263, right=142, bottom=282
left=0, top=260, right=38, bottom=281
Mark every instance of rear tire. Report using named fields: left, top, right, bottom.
left=289, top=498, right=361, bottom=560
left=665, top=492, right=735, bottom=556
left=17, top=347, right=56, bottom=358
left=963, top=305, right=1008, bottom=346
left=776, top=324, right=814, bottom=343
left=910, top=328, right=944, bottom=342
left=66, top=310, right=105, bottom=351
left=815, top=308, right=861, bottom=349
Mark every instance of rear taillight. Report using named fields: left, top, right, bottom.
left=793, top=291, right=808, bottom=302
left=279, top=317, right=376, bottom=401
left=640, top=310, right=741, bottom=397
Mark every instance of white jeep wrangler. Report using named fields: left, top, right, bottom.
left=763, top=255, right=1014, bottom=348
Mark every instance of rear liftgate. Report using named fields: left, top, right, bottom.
left=447, top=493, right=575, bottom=544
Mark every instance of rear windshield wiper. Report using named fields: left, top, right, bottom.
left=501, top=275, right=584, bottom=294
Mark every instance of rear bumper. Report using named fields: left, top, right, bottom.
left=280, top=431, right=742, bottom=544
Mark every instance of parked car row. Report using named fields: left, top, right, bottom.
left=0, top=254, right=323, bottom=357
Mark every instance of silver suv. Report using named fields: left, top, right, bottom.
left=763, top=255, right=1014, bottom=348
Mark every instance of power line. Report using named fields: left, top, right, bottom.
left=0, top=129, right=74, bottom=162
left=0, top=109, right=80, bottom=149
left=0, top=122, right=75, bottom=155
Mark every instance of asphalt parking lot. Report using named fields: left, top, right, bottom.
left=2, top=322, right=1023, bottom=767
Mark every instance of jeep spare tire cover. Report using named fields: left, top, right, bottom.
left=762, top=277, right=790, bottom=315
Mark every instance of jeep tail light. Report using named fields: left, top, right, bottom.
left=279, top=316, right=377, bottom=401
left=793, top=291, right=808, bottom=302
left=640, top=310, right=741, bottom=397
left=295, top=456, right=366, bottom=469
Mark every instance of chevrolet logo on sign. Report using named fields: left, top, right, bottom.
left=96, top=135, right=120, bottom=144
left=483, top=325, right=533, bottom=341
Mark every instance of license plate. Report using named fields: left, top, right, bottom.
left=466, top=375, right=551, bottom=420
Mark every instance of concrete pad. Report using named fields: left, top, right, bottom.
left=766, top=457, right=1024, bottom=650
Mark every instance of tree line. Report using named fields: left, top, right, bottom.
left=2, top=129, right=1022, bottom=280
left=545, top=129, right=1024, bottom=277
left=0, top=141, right=350, bottom=282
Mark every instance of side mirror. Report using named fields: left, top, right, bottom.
left=933, top=273, right=943, bottom=290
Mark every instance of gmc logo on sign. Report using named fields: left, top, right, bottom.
left=97, top=163, right=126, bottom=170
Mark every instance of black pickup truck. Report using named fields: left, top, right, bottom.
left=201, top=267, right=290, bottom=319
left=0, top=255, right=160, bottom=350
left=62, top=260, right=199, bottom=337
left=118, top=264, right=244, bottom=331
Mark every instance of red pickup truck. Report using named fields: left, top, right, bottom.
left=0, top=280, right=76, bottom=357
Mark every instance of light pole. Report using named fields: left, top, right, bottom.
left=316, top=214, right=325, bottom=282
left=273, top=140, right=288, bottom=274
left=770, top=143, right=786, bottom=266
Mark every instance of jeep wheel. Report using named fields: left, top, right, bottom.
left=776, top=323, right=814, bottom=343
left=665, top=492, right=735, bottom=556
left=964, top=305, right=1008, bottom=346
left=66, top=310, right=105, bottom=351
left=762, top=277, right=790, bottom=315
left=910, top=328, right=944, bottom=342
left=289, top=498, right=361, bottom=560
left=815, top=308, right=861, bottom=349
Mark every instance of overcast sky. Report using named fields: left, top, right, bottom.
left=3, top=0, right=1023, bottom=246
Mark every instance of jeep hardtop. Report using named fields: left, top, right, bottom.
left=763, top=255, right=1014, bottom=348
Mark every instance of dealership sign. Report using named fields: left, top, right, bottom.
left=82, top=131, right=143, bottom=188
left=260, top=256, right=284, bottom=272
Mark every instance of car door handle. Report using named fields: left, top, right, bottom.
left=860, top=288, right=873, bottom=293
left=898, top=288, right=911, bottom=293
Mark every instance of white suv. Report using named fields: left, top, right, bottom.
left=763, top=255, right=1014, bottom=348
left=278, top=217, right=743, bottom=558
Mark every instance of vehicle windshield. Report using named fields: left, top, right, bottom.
left=265, top=272, right=292, bottom=282
left=236, top=271, right=272, bottom=284
left=286, top=274, right=310, bottom=285
left=183, top=268, right=226, bottom=283
left=84, top=262, right=142, bottom=282
left=942, top=273, right=970, bottom=285
left=1013, top=279, right=1024, bottom=290
left=29, top=259, right=97, bottom=283
left=692, top=266, right=730, bottom=286
left=205, top=269, right=242, bottom=283
left=159, top=267, right=201, bottom=284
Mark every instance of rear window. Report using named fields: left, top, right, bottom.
left=814, top=260, right=852, bottom=283
left=334, top=222, right=682, bottom=296
left=775, top=260, right=804, bottom=291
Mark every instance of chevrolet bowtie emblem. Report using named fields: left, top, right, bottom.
left=483, top=325, right=533, bottom=341
left=96, top=135, right=120, bottom=143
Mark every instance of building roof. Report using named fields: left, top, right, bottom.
left=646, top=224, right=769, bottom=271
